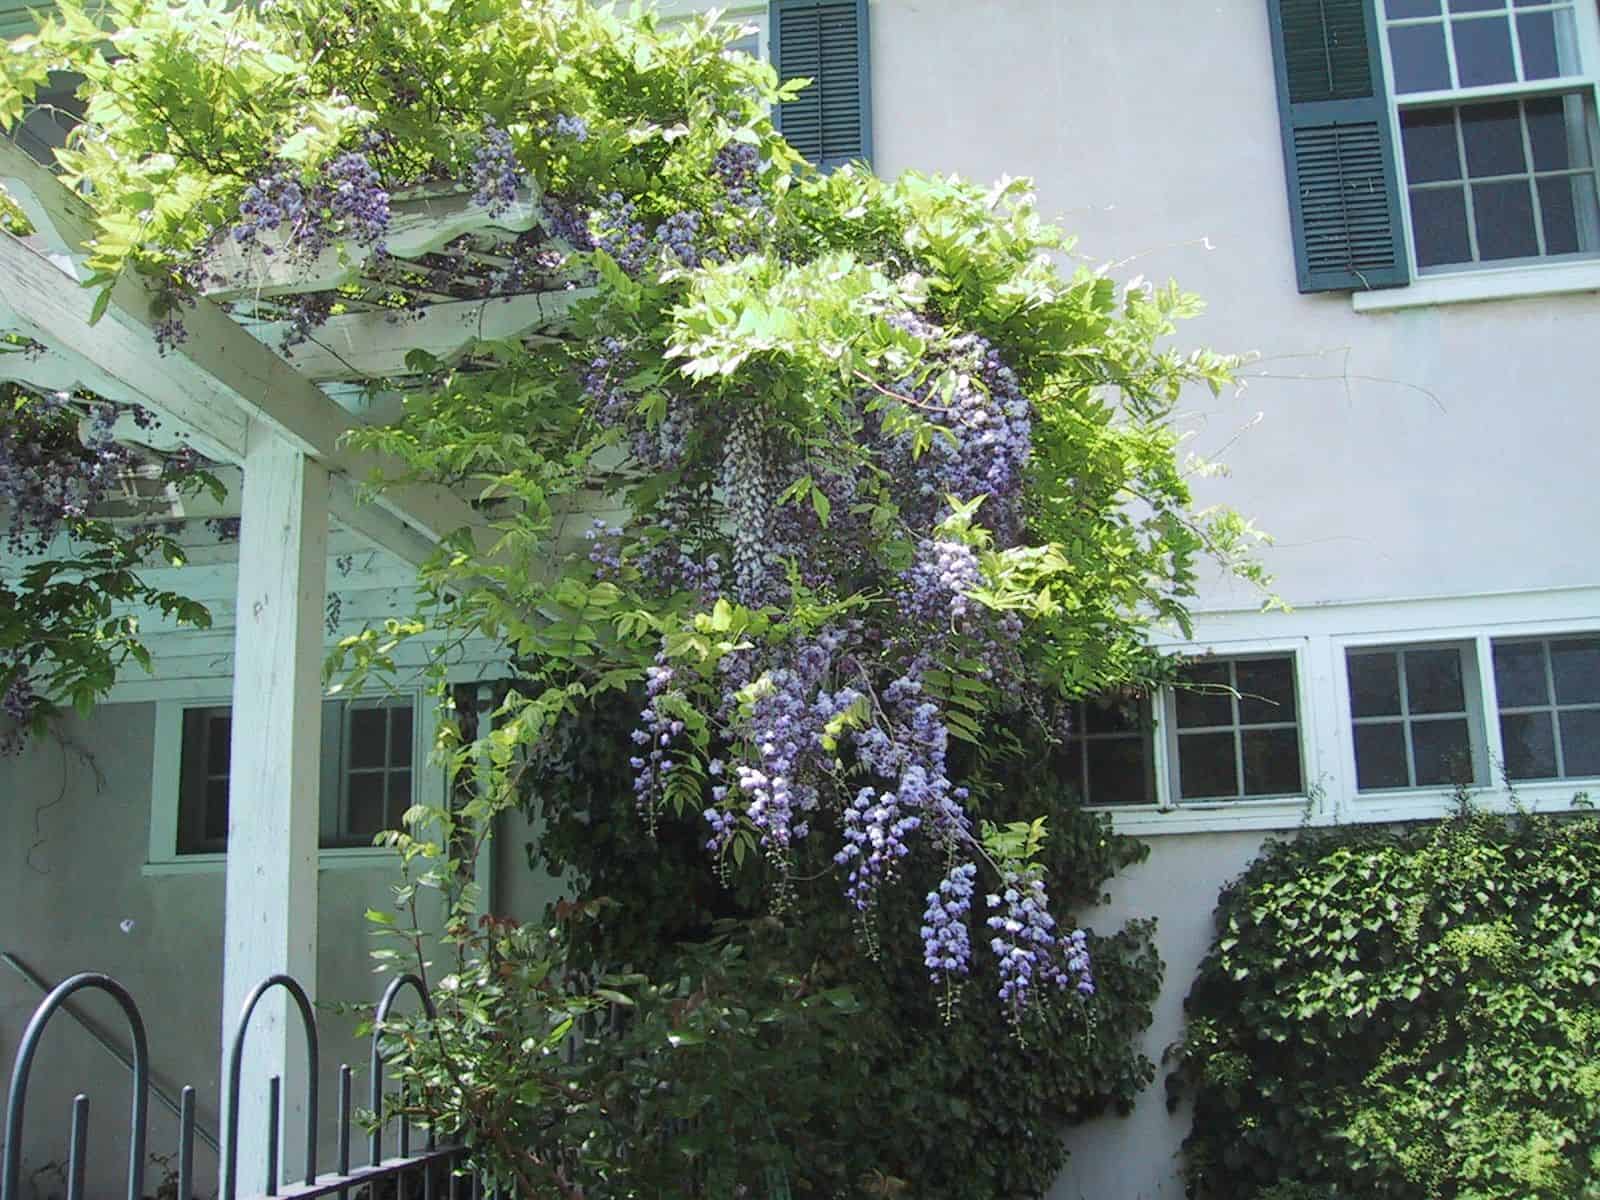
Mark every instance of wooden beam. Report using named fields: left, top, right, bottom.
left=202, top=187, right=552, bottom=301
left=0, top=137, right=94, bottom=273
left=244, top=287, right=593, bottom=381
left=219, top=433, right=328, bottom=1193
left=0, top=230, right=487, bottom=566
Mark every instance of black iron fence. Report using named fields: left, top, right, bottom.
left=1, top=968, right=472, bottom=1200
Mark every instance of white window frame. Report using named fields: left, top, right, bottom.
left=1162, top=651, right=1311, bottom=806
left=1095, top=588, right=1600, bottom=836
left=1340, top=637, right=1490, bottom=793
left=1358, top=0, right=1600, bottom=310
left=1490, top=631, right=1600, bottom=782
left=1078, top=639, right=1318, bottom=830
left=145, top=690, right=441, bottom=875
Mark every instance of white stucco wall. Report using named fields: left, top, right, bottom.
left=869, top=0, right=1597, bottom=613
left=859, top=2, right=1599, bottom=1197
left=0, top=704, right=569, bottom=1199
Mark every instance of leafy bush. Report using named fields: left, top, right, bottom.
left=1168, top=808, right=1600, bottom=1200
left=522, top=692, right=1165, bottom=1199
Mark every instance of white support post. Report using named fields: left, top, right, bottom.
left=219, top=428, right=330, bottom=1192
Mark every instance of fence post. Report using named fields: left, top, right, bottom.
left=1, top=973, right=150, bottom=1200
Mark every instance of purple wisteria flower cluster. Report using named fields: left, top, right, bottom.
left=900, top=538, right=982, bottom=627
left=0, top=399, right=131, bottom=552
left=584, top=518, right=622, bottom=580
left=922, top=862, right=977, bottom=983
left=232, top=152, right=392, bottom=259
left=469, top=121, right=522, bottom=217
left=987, top=872, right=1096, bottom=1018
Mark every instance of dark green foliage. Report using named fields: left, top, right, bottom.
left=529, top=692, right=1164, bottom=1199
left=1169, top=808, right=1600, bottom=1200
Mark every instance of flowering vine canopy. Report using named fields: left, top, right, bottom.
left=0, top=0, right=1266, bottom=1019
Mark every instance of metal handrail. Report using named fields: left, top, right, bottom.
left=0, top=951, right=221, bottom=1152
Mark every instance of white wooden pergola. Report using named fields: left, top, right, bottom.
left=0, top=138, right=588, bottom=1184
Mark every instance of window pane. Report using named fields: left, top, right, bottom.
left=1236, top=658, right=1297, bottom=725
left=388, top=771, right=413, bottom=827
left=1355, top=722, right=1411, bottom=788
left=1452, top=15, right=1517, bottom=86
left=1449, top=0, right=1503, bottom=11
left=348, top=707, right=388, bottom=769
left=1178, top=731, right=1238, bottom=799
left=1389, top=0, right=1441, bottom=14
left=1551, top=637, right=1600, bottom=704
left=1516, top=9, right=1575, bottom=79
left=346, top=773, right=386, bottom=836
left=204, top=779, right=230, bottom=841
left=1501, top=711, right=1558, bottom=779
left=1407, top=648, right=1468, bottom=714
left=1526, top=95, right=1592, bottom=171
left=1057, top=739, right=1086, bottom=803
left=1176, top=662, right=1233, bottom=728
left=1560, top=709, right=1600, bottom=776
left=1242, top=728, right=1304, bottom=796
left=1391, top=23, right=1453, bottom=92
left=207, top=714, right=232, bottom=775
left=1086, top=737, right=1150, bottom=805
left=1403, top=108, right=1463, bottom=183
left=1538, top=175, right=1584, bottom=253
left=1473, top=180, right=1539, bottom=258
left=1350, top=652, right=1403, bottom=717
left=1412, top=718, right=1475, bottom=784
left=390, top=706, right=414, bottom=767
left=1461, top=101, right=1526, bottom=176
left=1494, top=640, right=1550, bottom=707
left=1083, top=695, right=1143, bottom=734
left=1410, top=187, right=1473, bottom=266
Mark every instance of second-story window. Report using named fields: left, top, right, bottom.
left=1493, top=635, right=1600, bottom=780
left=1347, top=643, right=1483, bottom=790
left=1379, top=0, right=1600, bottom=271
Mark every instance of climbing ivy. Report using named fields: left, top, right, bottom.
left=1169, top=806, right=1600, bottom=1200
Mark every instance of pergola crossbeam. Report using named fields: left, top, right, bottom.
left=243, top=286, right=593, bottom=381
left=202, top=187, right=555, bottom=300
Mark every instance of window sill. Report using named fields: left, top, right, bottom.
left=1090, top=798, right=1313, bottom=837
left=141, top=846, right=398, bottom=877
left=1352, top=259, right=1600, bottom=312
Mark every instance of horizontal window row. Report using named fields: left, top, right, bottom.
left=175, top=697, right=417, bottom=855
left=1065, top=632, right=1600, bottom=809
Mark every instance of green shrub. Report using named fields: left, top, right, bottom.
left=527, top=692, right=1166, bottom=1198
left=1168, top=809, right=1600, bottom=1200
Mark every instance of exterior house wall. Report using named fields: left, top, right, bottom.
left=858, top=2, right=1596, bottom=1198
left=2, top=2, right=1595, bottom=1198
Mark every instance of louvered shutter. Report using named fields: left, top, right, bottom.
left=771, top=0, right=872, bottom=172
left=1266, top=0, right=1409, bottom=292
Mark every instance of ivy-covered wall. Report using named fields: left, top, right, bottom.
left=1169, top=810, right=1600, bottom=1200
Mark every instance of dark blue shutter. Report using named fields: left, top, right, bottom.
left=1267, top=0, right=1409, bottom=292
left=771, top=0, right=872, bottom=171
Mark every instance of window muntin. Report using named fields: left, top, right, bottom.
left=1057, top=695, right=1156, bottom=807
left=176, top=706, right=232, bottom=854
left=1347, top=643, right=1482, bottom=790
left=1172, top=656, right=1305, bottom=801
left=175, top=697, right=416, bottom=855
left=1380, top=0, right=1600, bottom=272
left=1493, top=635, right=1600, bottom=780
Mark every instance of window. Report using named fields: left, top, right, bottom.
left=771, top=0, right=872, bottom=170
left=1380, top=0, right=1600, bottom=271
left=172, top=697, right=418, bottom=855
left=1056, top=695, right=1156, bottom=806
left=1347, top=643, right=1483, bottom=789
left=1492, top=635, right=1600, bottom=780
left=1170, top=656, right=1306, bottom=801
left=1265, top=0, right=1600, bottom=295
